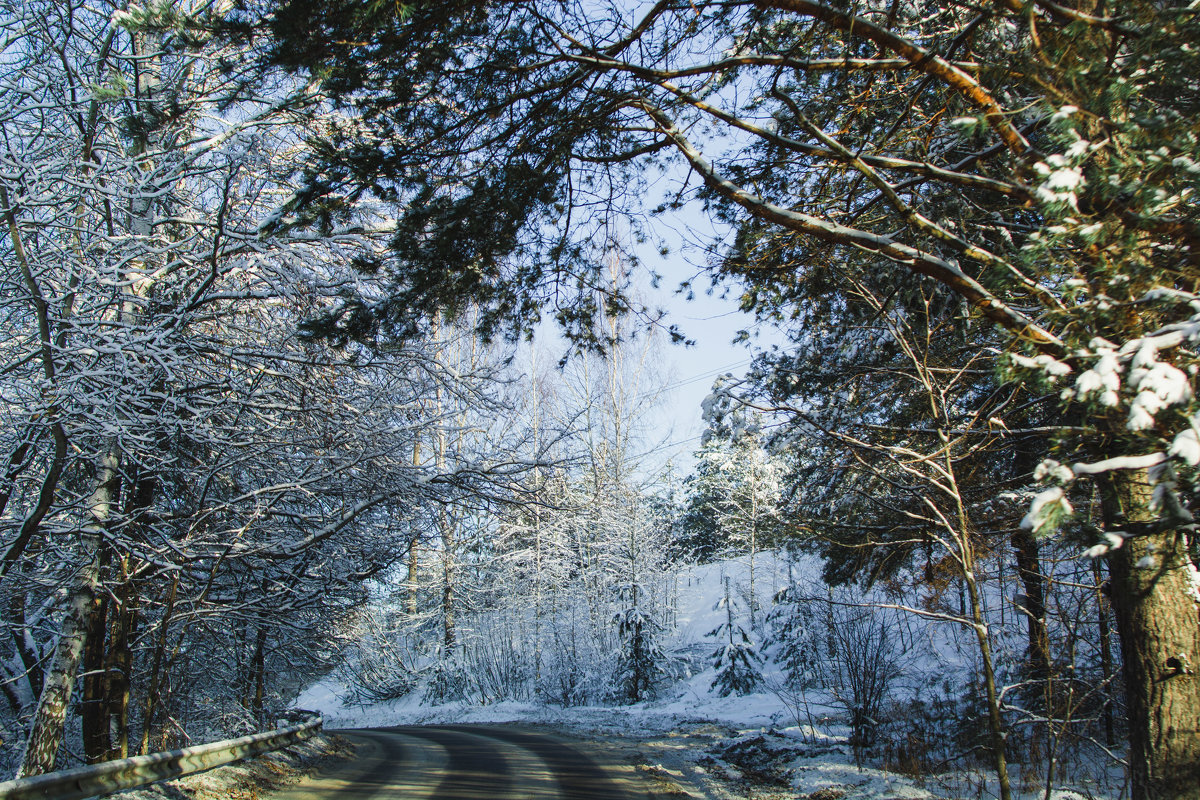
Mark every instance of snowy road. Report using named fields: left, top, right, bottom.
left=265, top=724, right=653, bottom=799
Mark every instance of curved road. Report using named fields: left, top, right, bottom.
left=268, top=725, right=652, bottom=799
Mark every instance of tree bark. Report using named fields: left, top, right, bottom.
left=138, top=573, right=177, bottom=756
left=407, top=538, right=420, bottom=617
left=1101, top=469, right=1200, bottom=800
left=105, top=569, right=137, bottom=760
left=958, top=531, right=1013, bottom=800
left=1093, top=560, right=1116, bottom=747
left=81, top=546, right=113, bottom=764
left=7, top=593, right=43, bottom=704
left=442, top=541, right=456, bottom=650
left=1011, top=529, right=1052, bottom=706
left=407, top=443, right=421, bottom=617
left=17, top=444, right=120, bottom=777
left=250, top=627, right=267, bottom=726
left=16, top=535, right=101, bottom=777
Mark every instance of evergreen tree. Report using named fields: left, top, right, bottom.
left=612, top=587, right=669, bottom=704
left=708, top=576, right=762, bottom=697
left=254, top=4, right=1200, bottom=795
left=766, top=582, right=821, bottom=691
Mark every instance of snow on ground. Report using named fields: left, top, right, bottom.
left=293, top=552, right=1124, bottom=800
left=117, top=733, right=353, bottom=800
left=294, top=686, right=939, bottom=800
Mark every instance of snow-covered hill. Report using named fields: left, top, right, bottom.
left=295, top=551, right=1123, bottom=800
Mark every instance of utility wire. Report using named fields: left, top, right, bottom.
left=628, top=357, right=753, bottom=404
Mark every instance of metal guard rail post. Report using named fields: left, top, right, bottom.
left=0, top=714, right=322, bottom=800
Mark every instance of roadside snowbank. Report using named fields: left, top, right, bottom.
left=116, top=733, right=353, bottom=800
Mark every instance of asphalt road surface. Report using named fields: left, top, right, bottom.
left=268, top=725, right=653, bottom=800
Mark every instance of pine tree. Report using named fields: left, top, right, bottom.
left=253, top=4, right=1200, bottom=795
left=766, top=582, right=821, bottom=691
left=708, top=576, right=762, bottom=697
left=612, top=587, right=669, bottom=704
left=687, top=399, right=785, bottom=628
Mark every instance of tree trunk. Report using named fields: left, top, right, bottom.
left=1, top=673, right=23, bottom=721
left=250, top=627, right=267, bottom=727
left=1093, top=560, right=1116, bottom=747
left=81, top=547, right=112, bottom=764
left=1101, top=469, right=1200, bottom=800
left=138, top=573, right=177, bottom=756
left=960, top=540, right=1014, bottom=800
left=942, top=445, right=1013, bottom=800
left=236, top=618, right=251, bottom=710
left=16, top=534, right=101, bottom=776
left=442, top=547, right=456, bottom=650
left=748, top=509, right=757, bottom=629
left=8, top=593, right=43, bottom=705
left=1011, top=529, right=1052, bottom=707
left=105, top=570, right=137, bottom=760
left=406, top=538, right=419, bottom=617
left=407, top=442, right=421, bottom=616
left=18, top=445, right=120, bottom=777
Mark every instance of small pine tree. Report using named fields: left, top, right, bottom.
left=765, top=584, right=822, bottom=690
left=708, top=576, right=762, bottom=696
left=612, top=585, right=668, bottom=703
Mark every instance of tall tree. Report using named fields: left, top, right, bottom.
left=0, top=0, right=520, bottom=774
left=258, top=3, right=1200, bottom=796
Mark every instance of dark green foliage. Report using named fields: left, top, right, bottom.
left=257, top=0, right=667, bottom=348
left=672, top=471, right=728, bottom=564
left=708, top=625, right=762, bottom=698
left=612, top=601, right=668, bottom=704
left=707, top=579, right=762, bottom=697
left=765, top=584, right=820, bottom=690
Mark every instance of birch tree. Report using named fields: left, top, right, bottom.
left=0, top=0, right=516, bottom=774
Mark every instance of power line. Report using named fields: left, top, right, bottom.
left=632, top=432, right=706, bottom=463
left=663, top=358, right=752, bottom=392
left=630, top=357, right=753, bottom=404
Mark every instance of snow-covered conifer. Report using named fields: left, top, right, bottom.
left=708, top=576, right=762, bottom=696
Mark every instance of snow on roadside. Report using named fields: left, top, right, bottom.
left=290, top=563, right=916, bottom=800
left=114, top=733, right=353, bottom=800
left=293, top=551, right=1122, bottom=800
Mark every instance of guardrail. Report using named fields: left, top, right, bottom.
left=0, top=713, right=322, bottom=800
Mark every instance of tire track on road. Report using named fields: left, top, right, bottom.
left=267, top=724, right=649, bottom=800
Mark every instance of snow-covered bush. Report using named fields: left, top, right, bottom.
left=424, top=653, right=470, bottom=703
left=769, top=580, right=903, bottom=747
left=462, top=624, right=535, bottom=704
left=335, top=607, right=428, bottom=706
